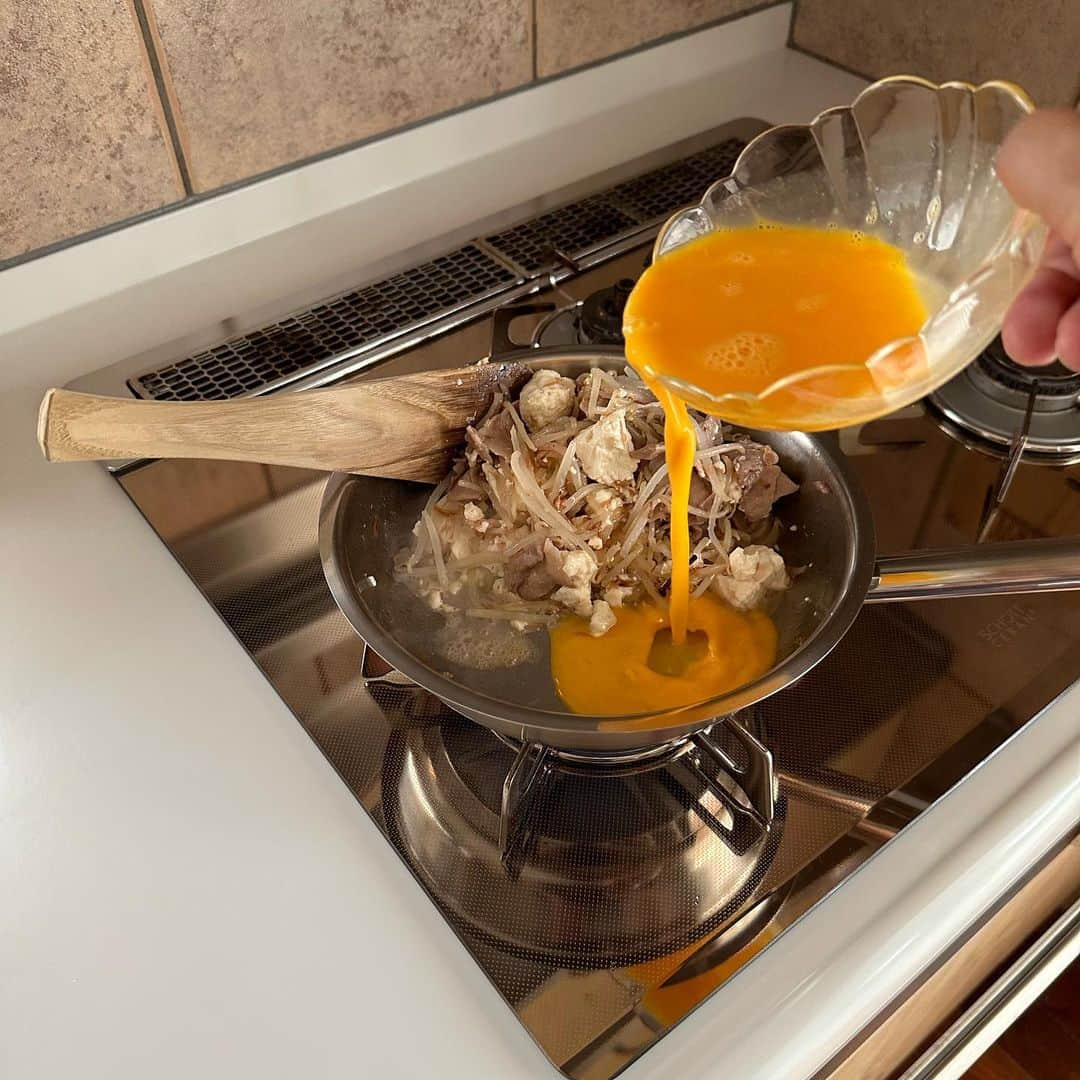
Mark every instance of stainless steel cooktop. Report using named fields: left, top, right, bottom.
left=108, top=125, right=1080, bottom=1078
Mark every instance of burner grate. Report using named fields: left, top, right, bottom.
left=482, top=194, right=640, bottom=273
left=360, top=642, right=774, bottom=865
left=129, top=244, right=518, bottom=401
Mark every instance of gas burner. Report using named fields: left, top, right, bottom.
left=927, top=336, right=1080, bottom=465
left=579, top=277, right=634, bottom=345
left=976, top=346, right=1080, bottom=401
left=493, top=729, right=695, bottom=771
left=382, top=715, right=782, bottom=968
left=361, top=642, right=777, bottom=867
left=534, top=277, right=636, bottom=348
left=492, top=720, right=776, bottom=860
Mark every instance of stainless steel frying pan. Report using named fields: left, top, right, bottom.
left=319, top=350, right=1080, bottom=753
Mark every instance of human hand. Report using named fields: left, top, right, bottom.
left=997, top=108, right=1080, bottom=371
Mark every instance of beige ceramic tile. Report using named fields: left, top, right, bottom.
left=536, top=0, right=764, bottom=76
left=145, top=0, right=532, bottom=192
left=0, top=0, right=183, bottom=261
left=793, top=0, right=1080, bottom=106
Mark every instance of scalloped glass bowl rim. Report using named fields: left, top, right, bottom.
left=646, top=75, right=1043, bottom=430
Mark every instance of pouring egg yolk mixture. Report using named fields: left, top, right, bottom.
left=550, top=223, right=927, bottom=715
left=548, top=593, right=777, bottom=716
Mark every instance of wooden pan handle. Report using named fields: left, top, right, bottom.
left=37, top=365, right=519, bottom=481
left=37, top=387, right=345, bottom=466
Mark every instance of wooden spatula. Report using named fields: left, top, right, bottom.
left=37, top=362, right=534, bottom=483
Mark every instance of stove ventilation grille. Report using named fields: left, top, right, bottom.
left=610, top=139, right=746, bottom=222
left=128, top=244, right=518, bottom=402
left=481, top=193, right=640, bottom=274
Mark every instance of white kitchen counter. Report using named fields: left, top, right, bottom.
left=2, top=9, right=1077, bottom=1078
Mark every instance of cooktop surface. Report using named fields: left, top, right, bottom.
left=112, top=126, right=1080, bottom=1077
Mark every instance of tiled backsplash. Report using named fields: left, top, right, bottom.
left=792, top=0, right=1080, bottom=109
left=148, top=1, right=533, bottom=191
left=1, top=0, right=767, bottom=266
left=4, top=0, right=1077, bottom=267
left=535, top=0, right=762, bottom=77
left=0, top=0, right=184, bottom=261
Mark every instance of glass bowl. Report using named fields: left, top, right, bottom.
left=644, top=75, right=1045, bottom=431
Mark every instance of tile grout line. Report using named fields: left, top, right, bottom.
left=531, top=0, right=539, bottom=81
left=129, top=0, right=195, bottom=196
left=784, top=0, right=876, bottom=83
left=785, top=0, right=875, bottom=82
left=786, top=0, right=799, bottom=47
left=536, top=0, right=792, bottom=82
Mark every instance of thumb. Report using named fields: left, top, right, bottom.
left=997, top=108, right=1080, bottom=261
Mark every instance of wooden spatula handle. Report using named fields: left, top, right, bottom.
left=37, top=365, right=519, bottom=481
left=40, top=388, right=307, bottom=464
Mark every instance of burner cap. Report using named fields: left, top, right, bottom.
left=976, top=337, right=1080, bottom=397
left=385, top=719, right=779, bottom=967
left=927, top=335, right=1080, bottom=464
left=578, top=278, right=634, bottom=345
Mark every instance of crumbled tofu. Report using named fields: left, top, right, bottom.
left=713, top=545, right=789, bottom=610
left=519, top=370, right=576, bottom=432
left=585, top=487, right=624, bottom=535
left=537, top=542, right=599, bottom=616
left=563, top=550, right=597, bottom=590
left=589, top=600, right=617, bottom=636
left=575, top=409, right=637, bottom=484
left=603, top=585, right=634, bottom=608
left=448, top=521, right=475, bottom=561
left=587, top=536, right=603, bottom=549
left=553, top=584, right=594, bottom=617
left=436, top=513, right=484, bottom=559
left=462, top=501, right=489, bottom=533
left=544, top=542, right=598, bottom=591
left=730, top=545, right=789, bottom=586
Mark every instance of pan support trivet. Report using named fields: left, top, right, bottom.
left=360, top=640, right=777, bottom=864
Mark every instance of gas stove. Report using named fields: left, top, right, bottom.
left=98, top=123, right=1080, bottom=1078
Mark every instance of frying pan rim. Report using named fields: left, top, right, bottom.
left=318, top=350, right=877, bottom=739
